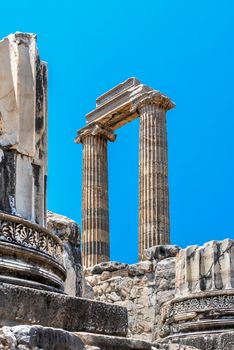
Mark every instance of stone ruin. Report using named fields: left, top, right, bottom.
left=0, top=32, right=233, bottom=350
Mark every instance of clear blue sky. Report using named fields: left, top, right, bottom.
left=1, top=0, right=234, bottom=263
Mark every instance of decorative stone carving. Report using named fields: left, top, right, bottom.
left=0, top=212, right=65, bottom=291
left=0, top=212, right=63, bottom=262
left=130, top=89, right=175, bottom=113
left=75, top=122, right=116, bottom=143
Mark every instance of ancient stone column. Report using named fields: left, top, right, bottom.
left=132, top=91, right=175, bottom=260
left=158, top=239, right=234, bottom=338
left=0, top=33, right=65, bottom=292
left=0, top=33, right=48, bottom=227
left=76, top=123, right=116, bottom=268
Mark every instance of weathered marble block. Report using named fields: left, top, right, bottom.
left=0, top=33, right=47, bottom=226
left=0, top=33, right=65, bottom=293
left=175, top=239, right=234, bottom=295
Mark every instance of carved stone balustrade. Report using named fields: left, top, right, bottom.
left=159, top=239, right=234, bottom=338
left=0, top=212, right=65, bottom=292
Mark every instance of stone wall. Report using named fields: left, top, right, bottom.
left=84, top=245, right=180, bottom=342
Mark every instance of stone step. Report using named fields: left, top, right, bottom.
left=77, top=332, right=152, bottom=350
left=0, top=283, right=127, bottom=336
left=0, top=326, right=153, bottom=350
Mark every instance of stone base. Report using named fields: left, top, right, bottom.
left=0, top=282, right=127, bottom=336
left=159, top=331, right=234, bottom=350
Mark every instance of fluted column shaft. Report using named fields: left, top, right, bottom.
left=76, top=123, right=116, bottom=268
left=138, top=102, right=170, bottom=260
left=82, top=135, right=109, bottom=267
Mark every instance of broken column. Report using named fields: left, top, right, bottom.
left=131, top=90, right=175, bottom=260
left=0, top=33, right=65, bottom=292
left=0, top=32, right=47, bottom=227
left=75, top=123, right=116, bottom=268
left=159, top=239, right=234, bottom=338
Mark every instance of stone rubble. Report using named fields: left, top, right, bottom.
left=0, top=326, right=84, bottom=350
left=84, top=246, right=179, bottom=342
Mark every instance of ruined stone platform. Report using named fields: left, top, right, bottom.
left=0, top=283, right=127, bottom=336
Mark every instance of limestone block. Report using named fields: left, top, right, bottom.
left=90, top=261, right=127, bottom=274
left=144, top=245, right=180, bottom=261
left=47, top=211, right=82, bottom=297
left=0, top=283, right=128, bottom=336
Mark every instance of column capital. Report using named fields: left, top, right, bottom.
left=130, top=90, right=175, bottom=114
left=75, top=122, right=116, bottom=144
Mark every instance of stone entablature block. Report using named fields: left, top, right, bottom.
left=85, top=78, right=175, bottom=130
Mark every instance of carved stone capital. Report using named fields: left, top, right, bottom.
left=130, top=90, right=175, bottom=114
left=75, top=122, right=116, bottom=144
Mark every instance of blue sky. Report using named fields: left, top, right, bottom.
left=1, top=0, right=234, bottom=263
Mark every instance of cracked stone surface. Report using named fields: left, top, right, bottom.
left=175, top=239, right=234, bottom=296
left=0, top=33, right=47, bottom=227
left=47, top=211, right=82, bottom=297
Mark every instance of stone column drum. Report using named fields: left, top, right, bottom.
left=159, top=239, right=234, bottom=338
left=76, top=123, right=116, bottom=267
left=135, top=92, right=175, bottom=260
